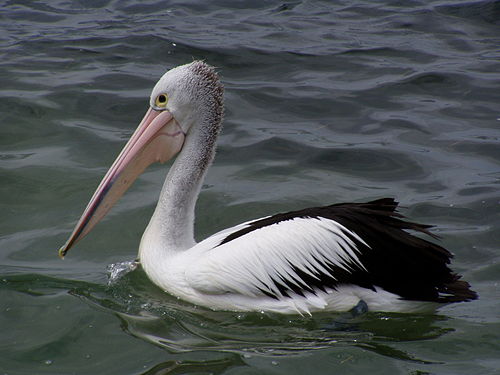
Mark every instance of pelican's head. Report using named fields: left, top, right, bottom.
left=149, top=62, right=224, bottom=136
left=59, top=61, right=223, bottom=257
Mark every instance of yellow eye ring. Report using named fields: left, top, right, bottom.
left=155, top=94, right=168, bottom=108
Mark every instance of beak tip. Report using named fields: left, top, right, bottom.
left=58, top=245, right=67, bottom=259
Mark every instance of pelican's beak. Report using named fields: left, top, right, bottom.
left=59, top=108, right=185, bottom=258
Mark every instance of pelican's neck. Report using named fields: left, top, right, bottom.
left=140, top=121, right=217, bottom=257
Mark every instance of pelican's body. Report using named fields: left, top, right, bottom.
left=60, top=62, right=477, bottom=314
left=140, top=201, right=455, bottom=314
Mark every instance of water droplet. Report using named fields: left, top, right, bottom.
left=172, top=43, right=177, bottom=47
left=106, top=260, right=138, bottom=285
left=44, top=360, right=53, bottom=366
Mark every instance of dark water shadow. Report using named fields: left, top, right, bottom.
left=81, top=267, right=451, bottom=364
left=139, top=355, right=246, bottom=375
left=1, top=270, right=452, bottom=365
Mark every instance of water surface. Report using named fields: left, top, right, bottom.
left=1, top=1, right=500, bottom=374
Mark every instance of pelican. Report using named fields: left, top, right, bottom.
left=59, top=61, right=477, bottom=314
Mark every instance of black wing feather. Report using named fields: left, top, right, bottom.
left=219, top=198, right=477, bottom=303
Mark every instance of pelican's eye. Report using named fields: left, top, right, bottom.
left=155, top=94, right=168, bottom=108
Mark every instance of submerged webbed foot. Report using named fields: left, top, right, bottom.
left=349, top=299, right=369, bottom=316
left=321, top=300, right=369, bottom=331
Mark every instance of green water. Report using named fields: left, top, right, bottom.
left=1, top=1, right=500, bottom=374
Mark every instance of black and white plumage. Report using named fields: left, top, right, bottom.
left=59, top=61, right=477, bottom=314
left=218, top=198, right=473, bottom=303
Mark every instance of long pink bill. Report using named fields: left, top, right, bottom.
left=59, top=108, right=185, bottom=258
